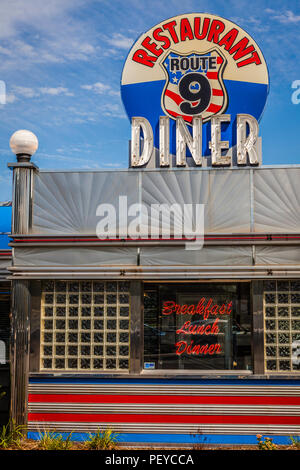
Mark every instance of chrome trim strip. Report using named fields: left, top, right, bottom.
left=28, top=384, right=300, bottom=396
left=35, top=165, right=300, bottom=173
left=10, top=265, right=300, bottom=271
left=11, top=232, right=300, bottom=238
left=28, top=403, right=300, bottom=415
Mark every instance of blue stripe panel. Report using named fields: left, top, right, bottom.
left=29, top=377, right=300, bottom=386
left=121, top=79, right=268, bottom=156
left=27, top=432, right=293, bottom=446
left=0, top=235, right=11, bottom=250
left=0, top=206, right=11, bottom=233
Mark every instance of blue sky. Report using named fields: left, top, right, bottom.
left=0, top=0, right=299, bottom=200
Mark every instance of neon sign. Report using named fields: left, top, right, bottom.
left=162, top=298, right=232, bottom=357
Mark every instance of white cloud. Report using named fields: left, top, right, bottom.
left=81, top=82, right=111, bottom=93
left=267, top=9, right=300, bottom=23
left=0, top=0, right=86, bottom=39
left=81, top=82, right=119, bottom=96
left=102, top=103, right=126, bottom=119
left=0, top=0, right=98, bottom=69
left=5, top=93, right=17, bottom=104
left=12, top=85, right=74, bottom=98
left=39, top=87, right=74, bottom=96
left=13, top=86, right=38, bottom=98
left=102, top=162, right=123, bottom=167
left=106, top=33, right=134, bottom=50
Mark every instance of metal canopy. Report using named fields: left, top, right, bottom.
left=32, top=167, right=300, bottom=235
left=9, top=166, right=300, bottom=277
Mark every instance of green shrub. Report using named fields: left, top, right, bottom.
left=256, top=434, right=277, bottom=450
left=38, top=430, right=73, bottom=450
left=85, top=428, right=119, bottom=450
left=290, top=436, right=300, bottom=449
left=0, top=419, right=25, bottom=449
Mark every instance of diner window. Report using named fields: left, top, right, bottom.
left=40, top=280, right=130, bottom=371
left=144, top=282, right=251, bottom=371
left=264, top=280, right=300, bottom=372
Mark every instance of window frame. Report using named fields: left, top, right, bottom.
left=29, top=279, right=299, bottom=377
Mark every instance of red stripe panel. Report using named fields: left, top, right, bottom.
left=28, top=394, right=300, bottom=406
left=166, top=109, right=193, bottom=123
left=165, top=89, right=183, bottom=106
left=206, top=72, right=218, bottom=79
left=28, top=413, right=300, bottom=425
left=206, top=103, right=222, bottom=113
left=212, top=89, right=223, bottom=96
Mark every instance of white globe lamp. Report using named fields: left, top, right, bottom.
left=9, top=130, right=38, bottom=162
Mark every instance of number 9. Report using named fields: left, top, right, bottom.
left=179, top=73, right=211, bottom=115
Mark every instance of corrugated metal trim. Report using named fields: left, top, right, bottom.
left=28, top=384, right=300, bottom=396
left=27, top=421, right=300, bottom=435
left=28, top=403, right=300, bottom=416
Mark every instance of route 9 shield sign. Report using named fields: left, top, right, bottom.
left=121, top=13, right=269, bottom=156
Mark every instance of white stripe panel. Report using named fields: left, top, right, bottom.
left=28, top=403, right=300, bottom=416
left=28, top=383, right=300, bottom=396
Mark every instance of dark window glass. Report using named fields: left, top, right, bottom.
left=69, top=282, right=79, bottom=292
left=45, top=307, right=53, bottom=317
left=143, top=283, right=251, bottom=371
left=82, top=282, right=92, bottom=292
left=94, top=320, right=103, bottom=330
left=43, top=281, right=54, bottom=292
left=93, top=282, right=104, bottom=292
left=56, top=281, right=67, bottom=292
left=94, top=294, right=104, bottom=304
left=56, top=294, right=66, bottom=304
left=93, top=359, right=103, bottom=369
left=94, top=345, right=103, bottom=356
left=56, top=307, right=66, bottom=317
left=106, top=359, right=116, bottom=369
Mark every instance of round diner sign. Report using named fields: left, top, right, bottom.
left=121, top=13, right=269, bottom=155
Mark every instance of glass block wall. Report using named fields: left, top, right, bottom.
left=40, top=280, right=130, bottom=371
left=264, top=280, right=300, bottom=372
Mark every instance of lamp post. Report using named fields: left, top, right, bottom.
left=8, top=130, right=39, bottom=428
left=9, top=129, right=38, bottom=163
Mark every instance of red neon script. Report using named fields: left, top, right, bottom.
left=162, top=298, right=232, bottom=320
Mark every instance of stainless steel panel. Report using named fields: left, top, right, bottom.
left=254, top=168, right=300, bottom=233
left=11, top=166, right=34, bottom=235
left=32, top=171, right=140, bottom=235
left=13, top=246, right=138, bottom=267
left=140, top=245, right=253, bottom=266
left=10, top=280, right=31, bottom=426
left=28, top=383, right=300, bottom=396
